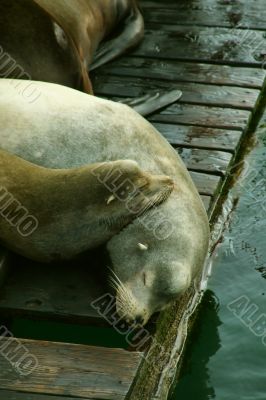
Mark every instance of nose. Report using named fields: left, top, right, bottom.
left=134, top=315, right=145, bottom=326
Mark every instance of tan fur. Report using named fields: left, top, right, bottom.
left=0, top=149, right=173, bottom=262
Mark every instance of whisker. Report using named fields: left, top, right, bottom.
left=108, top=267, right=138, bottom=320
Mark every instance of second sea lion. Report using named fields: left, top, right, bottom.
left=0, top=0, right=144, bottom=93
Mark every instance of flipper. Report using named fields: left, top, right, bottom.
left=118, top=88, right=183, bottom=117
left=90, top=7, right=144, bottom=71
left=89, top=159, right=174, bottom=224
left=0, top=150, right=174, bottom=262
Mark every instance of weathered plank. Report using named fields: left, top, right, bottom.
left=190, top=171, right=221, bottom=196
left=94, top=75, right=259, bottom=110
left=177, top=148, right=232, bottom=176
left=0, top=338, right=143, bottom=400
left=0, top=390, right=84, bottom=400
left=140, top=0, right=266, bottom=30
left=152, top=123, right=241, bottom=152
left=149, top=104, right=250, bottom=130
left=131, top=24, right=266, bottom=66
left=93, top=57, right=265, bottom=89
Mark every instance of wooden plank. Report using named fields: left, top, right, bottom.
left=152, top=123, right=241, bottom=152
left=0, top=251, right=108, bottom=326
left=93, top=57, right=265, bottom=89
left=131, top=24, right=266, bottom=66
left=140, top=0, right=266, bottom=30
left=177, top=148, right=232, bottom=176
left=94, top=75, right=259, bottom=110
left=0, top=390, right=84, bottom=400
left=0, top=338, right=143, bottom=400
left=149, top=104, right=250, bottom=130
left=190, top=171, right=221, bottom=196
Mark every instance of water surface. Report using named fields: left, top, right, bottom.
left=172, top=115, right=266, bottom=399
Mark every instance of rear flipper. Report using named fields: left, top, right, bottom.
left=118, top=88, right=182, bottom=117
left=0, top=246, right=10, bottom=288
left=90, top=7, right=144, bottom=71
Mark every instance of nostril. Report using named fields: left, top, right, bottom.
left=135, top=315, right=145, bottom=326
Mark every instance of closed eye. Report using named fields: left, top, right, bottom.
left=143, top=272, right=146, bottom=286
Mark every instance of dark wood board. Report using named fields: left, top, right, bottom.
left=93, top=75, right=259, bottom=110
left=177, top=148, right=232, bottom=176
left=140, top=0, right=266, bottom=30
left=190, top=171, right=221, bottom=196
left=130, top=24, right=266, bottom=66
left=93, top=57, right=265, bottom=89
left=0, top=338, right=143, bottom=400
left=152, top=123, right=242, bottom=152
left=148, top=104, right=250, bottom=130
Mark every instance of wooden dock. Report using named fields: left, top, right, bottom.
left=0, top=0, right=265, bottom=399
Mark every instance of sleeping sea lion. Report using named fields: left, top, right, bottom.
left=0, top=80, right=210, bottom=325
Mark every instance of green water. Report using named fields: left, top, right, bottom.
left=171, top=116, right=266, bottom=399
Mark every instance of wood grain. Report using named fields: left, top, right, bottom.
left=190, top=171, right=221, bottom=196
left=94, top=75, right=259, bottom=110
left=177, top=148, right=232, bottom=176
left=140, top=0, right=266, bottom=30
left=93, top=57, right=265, bottom=89
left=0, top=338, right=143, bottom=400
left=152, top=123, right=242, bottom=152
left=149, top=104, right=250, bottom=130
left=131, top=24, right=266, bottom=66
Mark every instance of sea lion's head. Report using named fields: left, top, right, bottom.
left=106, top=197, right=195, bottom=326
left=109, top=257, right=191, bottom=326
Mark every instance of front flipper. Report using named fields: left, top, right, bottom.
left=90, top=159, right=174, bottom=230
left=90, top=8, right=144, bottom=71
left=118, top=89, right=182, bottom=117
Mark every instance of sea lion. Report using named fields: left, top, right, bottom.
left=0, top=80, right=210, bottom=325
left=0, top=0, right=144, bottom=93
left=0, top=149, right=173, bottom=262
left=0, top=0, right=181, bottom=114
left=0, top=0, right=83, bottom=90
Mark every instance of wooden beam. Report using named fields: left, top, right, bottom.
left=0, top=338, right=143, bottom=400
